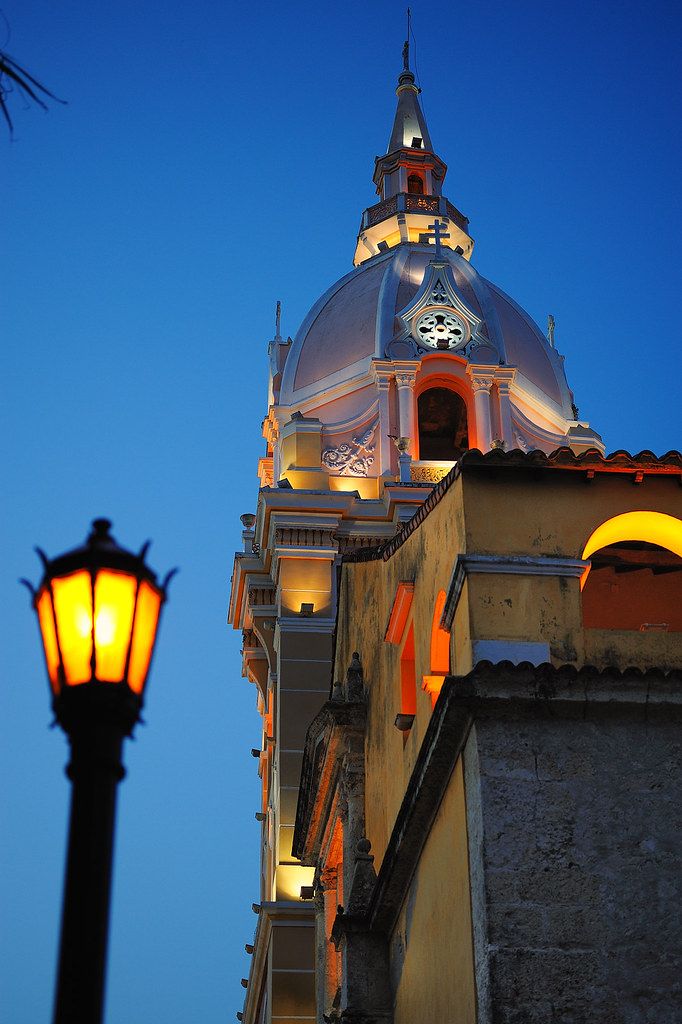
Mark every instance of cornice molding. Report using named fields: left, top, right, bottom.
left=442, top=553, right=590, bottom=630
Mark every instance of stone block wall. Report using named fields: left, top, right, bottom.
left=465, top=695, right=682, bottom=1024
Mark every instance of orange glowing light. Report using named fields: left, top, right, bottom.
left=94, top=571, right=138, bottom=681
left=429, top=589, right=450, bottom=675
left=51, top=570, right=93, bottom=685
left=581, top=511, right=682, bottom=588
left=36, top=588, right=60, bottom=692
left=30, top=520, right=169, bottom=700
left=127, top=580, right=162, bottom=693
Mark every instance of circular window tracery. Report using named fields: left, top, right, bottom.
left=414, top=308, right=467, bottom=349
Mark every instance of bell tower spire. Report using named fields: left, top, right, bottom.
left=354, top=34, right=474, bottom=266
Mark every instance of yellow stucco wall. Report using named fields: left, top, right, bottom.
left=334, top=464, right=681, bottom=871
left=462, top=470, right=681, bottom=560
left=336, top=475, right=467, bottom=867
left=391, top=758, right=477, bottom=1024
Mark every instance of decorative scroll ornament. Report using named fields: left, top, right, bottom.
left=322, top=420, right=377, bottom=477
left=410, top=463, right=452, bottom=484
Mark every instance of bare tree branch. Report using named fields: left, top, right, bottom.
left=0, top=50, right=66, bottom=135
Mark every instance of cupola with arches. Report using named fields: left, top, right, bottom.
left=265, top=56, right=603, bottom=495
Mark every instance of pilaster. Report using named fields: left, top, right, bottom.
left=394, top=364, right=419, bottom=447
left=467, top=365, right=496, bottom=452
left=494, top=367, right=517, bottom=448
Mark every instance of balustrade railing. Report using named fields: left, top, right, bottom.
left=362, top=194, right=469, bottom=233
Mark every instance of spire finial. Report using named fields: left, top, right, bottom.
left=402, top=8, right=411, bottom=71
left=275, top=300, right=282, bottom=339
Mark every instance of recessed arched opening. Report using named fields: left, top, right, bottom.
left=400, top=624, right=416, bottom=716
left=423, top=589, right=450, bottom=708
left=397, top=623, right=417, bottom=744
left=407, top=173, right=424, bottom=195
left=417, top=387, right=469, bottom=461
left=581, top=512, right=682, bottom=632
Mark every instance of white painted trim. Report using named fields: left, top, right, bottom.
left=276, top=616, right=337, bottom=637
left=463, top=554, right=588, bottom=576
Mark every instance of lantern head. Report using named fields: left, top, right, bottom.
left=28, top=520, right=173, bottom=717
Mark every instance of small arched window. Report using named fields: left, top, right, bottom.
left=418, top=388, right=469, bottom=461
left=581, top=512, right=682, bottom=631
left=407, top=173, right=424, bottom=195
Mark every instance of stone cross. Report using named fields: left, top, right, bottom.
left=426, top=219, right=450, bottom=260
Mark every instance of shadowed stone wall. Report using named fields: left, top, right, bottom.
left=465, top=689, right=682, bottom=1024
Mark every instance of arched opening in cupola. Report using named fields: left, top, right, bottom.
left=407, top=173, right=424, bottom=195
left=581, top=512, right=682, bottom=632
left=417, top=387, right=469, bottom=461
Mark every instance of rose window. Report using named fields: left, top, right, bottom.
left=415, top=308, right=467, bottom=349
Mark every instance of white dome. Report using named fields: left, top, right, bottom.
left=280, top=243, right=573, bottom=420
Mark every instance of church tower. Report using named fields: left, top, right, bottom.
left=228, top=45, right=612, bottom=1024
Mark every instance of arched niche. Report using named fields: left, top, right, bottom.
left=417, top=387, right=469, bottom=461
left=407, top=173, right=424, bottom=195
left=422, top=589, right=450, bottom=708
left=581, top=511, right=682, bottom=632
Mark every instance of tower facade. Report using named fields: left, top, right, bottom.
left=226, top=51, right=681, bottom=1024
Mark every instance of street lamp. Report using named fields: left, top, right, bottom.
left=23, top=518, right=174, bottom=1024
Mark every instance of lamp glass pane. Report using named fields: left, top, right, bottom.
left=94, top=570, right=138, bottom=682
left=128, top=580, right=162, bottom=693
left=36, top=587, right=60, bottom=692
left=52, top=570, right=93, bottom=685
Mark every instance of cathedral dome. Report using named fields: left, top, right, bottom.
left=265, top=54, right=602, bottom=482
left=280, top=243, right=573, bottom=420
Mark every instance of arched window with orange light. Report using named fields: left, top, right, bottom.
left=422, top=589, right=451, bottom=707
left=581, top=511, right=682, bottom=632
left=407, top=172, right=424, bottom=194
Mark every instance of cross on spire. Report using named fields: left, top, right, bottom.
left=425, top=219, right=450, bottom=260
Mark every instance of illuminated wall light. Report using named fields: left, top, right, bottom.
left=300, top=885, right=315, bottom=900
left=299, top=602, right=315, bottom=616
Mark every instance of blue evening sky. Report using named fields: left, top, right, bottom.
left=1, top=1, right=680, bottom=1021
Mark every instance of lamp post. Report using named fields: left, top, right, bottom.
left=23, top=518, right=174, bottom=1024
